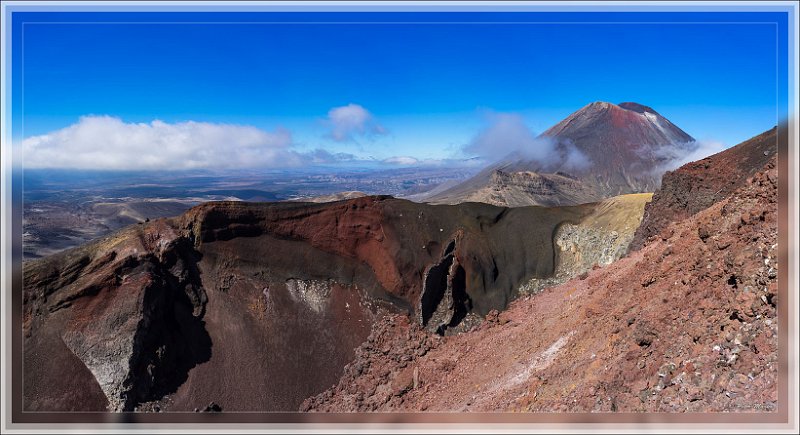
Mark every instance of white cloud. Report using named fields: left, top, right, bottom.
left=649, top=139, right=728, bottom=174
left=464, top=113, right=539, bottom=159
left=463, top=112, right=590, bottom=171
left=22, top=116, right=310, bottom=170
left=382, top=156, right=419, bottom=165
left=561, top=140, right=592, bottom=170
left=304, top=149, right=358, bottom=164
left=326, top=103, right=387, bottom=142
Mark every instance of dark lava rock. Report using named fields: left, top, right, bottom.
left=202, top=402, right=222, bottom=413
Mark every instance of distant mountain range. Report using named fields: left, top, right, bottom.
left=428, top=101, right=695, bottom=207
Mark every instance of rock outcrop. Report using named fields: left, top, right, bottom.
left=23, top=220, right=208, bottom=411
left=520, top=193, right=652, bottom=295
left=630, top=127, right=777, bottom=252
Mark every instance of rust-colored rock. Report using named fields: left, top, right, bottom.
left=630, top=127, right=776, bottom=252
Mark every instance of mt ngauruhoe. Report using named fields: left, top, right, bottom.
left=429, top=101, right=695, bottom=207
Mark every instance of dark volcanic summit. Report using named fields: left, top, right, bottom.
left=541, top=101, right=694, bottom=175
left=617, top=102, right=659, bottom=114
left=429, top=101, right=695, bottom=207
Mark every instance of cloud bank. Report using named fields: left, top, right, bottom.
left=303, top=149, right=358, bottom=165
left=326, top=104, right=387, bottom=142
left=22, top=116, right=301, bottom=170
left=463, top=112, right=590, bottom=171
left=21, top=116, right=359, bottom=170
left=379, top=155, right=486, bottom=168
left=382, top=156, right=419, bottom=165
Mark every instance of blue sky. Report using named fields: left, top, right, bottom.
left=11, top=11, right=789, bottom=170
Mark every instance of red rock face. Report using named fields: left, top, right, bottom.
left=175, top=197, right=592, bottom=316
left=630, top=127, right=777, bottom=252
left=305, top=155, right=778, bottom=414
left=180, top=196, right=404, bottom=298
